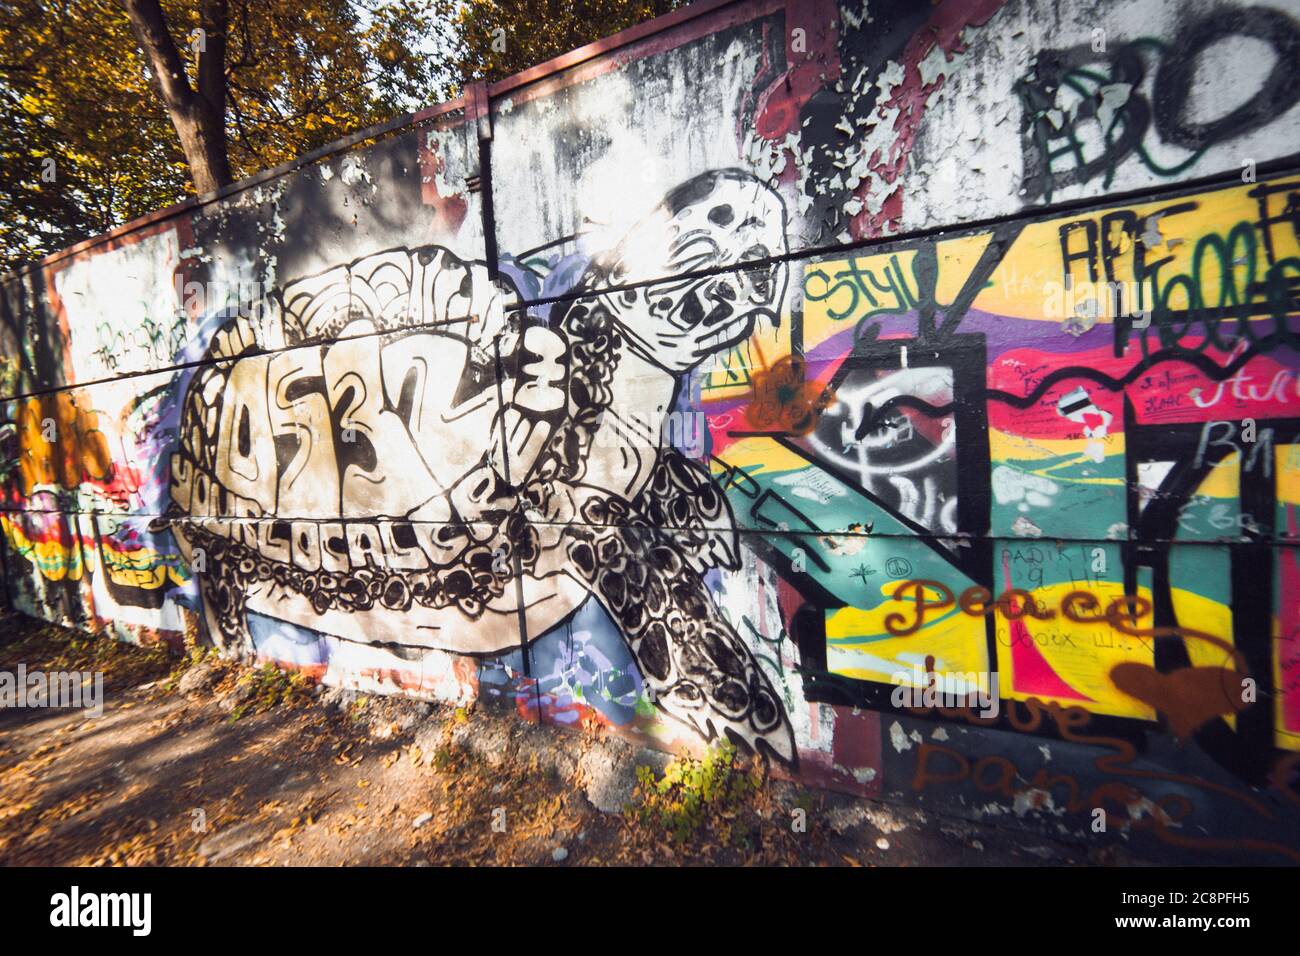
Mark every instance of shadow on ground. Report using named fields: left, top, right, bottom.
left=0, top=613, right=1149, bottom=866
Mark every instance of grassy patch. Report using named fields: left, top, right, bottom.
left=628, top=741, right=762, bottom=847
left=228, top=664, right=314, bottom=721
left=163, top=633, right=224, bottom=692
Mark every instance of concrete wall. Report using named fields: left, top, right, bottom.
left=4, top=0, right=1300, bottom=861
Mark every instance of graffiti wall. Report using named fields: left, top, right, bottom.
left=4, top=0, right=1300, bottom=861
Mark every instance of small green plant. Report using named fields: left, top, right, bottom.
left=229, top=664, right=313, bottom=720
left=628, top=741, right=760, bottom=846
left=348, top=695, right=371, bottom=722
left=181, top=633, right=217, bottom=666
left=431, top=745, right=456, bottom=771
left=164, top=634, right=218, bottom=690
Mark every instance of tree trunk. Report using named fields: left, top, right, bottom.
left=121, top=0, right=232, bottom=194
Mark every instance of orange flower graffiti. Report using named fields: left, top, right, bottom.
left=744, top=353, right=835, bottom=436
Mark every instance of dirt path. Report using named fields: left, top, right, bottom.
left=0, top=614, right=1144, bottom=866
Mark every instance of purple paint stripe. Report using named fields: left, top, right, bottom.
left=702, top=308, right=1122, bottom=416
left=802, top=308, right=1113, bottom=365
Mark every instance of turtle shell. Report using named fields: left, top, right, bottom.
left=168, top=245, right=591, bottom=655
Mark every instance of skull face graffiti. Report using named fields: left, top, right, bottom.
left=591, top=168, right=788, bottom=373
left=168, top=169, right=799, bottom=763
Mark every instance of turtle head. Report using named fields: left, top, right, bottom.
left=583, top=169, right=789, bottom=349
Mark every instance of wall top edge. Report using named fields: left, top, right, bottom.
left=1, top=0, right=750, bottom=285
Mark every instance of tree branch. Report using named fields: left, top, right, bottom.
left=119, top=0, right=232, bottom=193
left=197, top=0, right=228, bottom=116
left=120, top=0, right=195, bottom=117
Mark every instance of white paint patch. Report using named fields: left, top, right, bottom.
left=340, top=156, right=374, bottom=189
left=55, top=228, right=185, bottom=382
left=1182, top=35, right=1277, bottom=127
left=1013, top=788, right=1064, bottom=817
left=992, top=465, right=1058, bottom=511
left=1011, top=515, right=1043, bottom=537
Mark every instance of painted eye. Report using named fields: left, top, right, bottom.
left=744, top=268, right=772, bottom=302
left=708, top=204, right=734, bottom=226
left=237, top=406, right=251, bottom=458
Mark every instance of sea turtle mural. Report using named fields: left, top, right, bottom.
left=165, top=168, right=797, bottom=764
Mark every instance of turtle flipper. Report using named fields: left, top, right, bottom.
left=564, top=514, right=797, bottom=767
left=632, top=449, right=740, bottom=575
